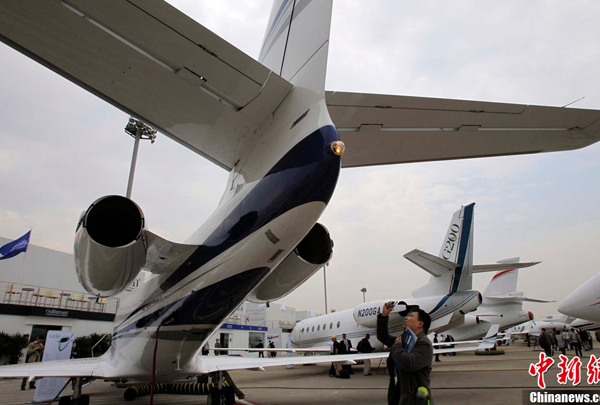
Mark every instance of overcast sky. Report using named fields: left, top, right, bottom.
left=1, top=1, right=600, bottom=320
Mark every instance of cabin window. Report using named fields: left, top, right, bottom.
left=337, top=321, right=340, bottom=328
left=317, top=325, right=320, bottom=331
left=323, top=324, right=326, bottom=330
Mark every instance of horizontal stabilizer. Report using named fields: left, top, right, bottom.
left=403, top=249, right=457, bottom=277
left=0, top=1, right=294, bottom=170
left=472, top=261, right=540, bottom=273
left=486, top=295, right=555, bottom=303
left=326, top=91, right=600, bottom=168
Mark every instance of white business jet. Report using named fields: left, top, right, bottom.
left=291, top=204, right=536, bottom=351
left=569, top=318, right=600, bottom=332
left=1, top=1, right=599, bottom=403
left=508, top=315, right=574, bottom=338
left=444, top=258, right=553, bottom=341
left=559, top=272, right=600, bottom=323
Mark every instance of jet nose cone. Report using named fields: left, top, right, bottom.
left=557, top=298, right=575, bottom=315
left=558, top=277, right=597, bottom=318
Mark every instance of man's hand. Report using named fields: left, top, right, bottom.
left=381, top=301, right=395, bottom=317
left=394, top=337, right=403, bottom=346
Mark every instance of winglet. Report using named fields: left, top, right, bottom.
left=477, top=324, right=500, bottom=350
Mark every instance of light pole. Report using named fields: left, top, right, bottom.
left=361, top=287, right=367, bottom=303
left=323, top=263, right=329, bottom=314
left=124, top=118, right=157, bottom=199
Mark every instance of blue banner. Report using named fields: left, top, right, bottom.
left=0, top=231, right=31, bottom=260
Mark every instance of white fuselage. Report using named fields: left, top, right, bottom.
left=98, top=88, right=342, bottom=381
left=508, top=319, right=571, bottom=337
left=558, top=272, right=600, bottom=323
left=293, top=292, right=481, bottom=351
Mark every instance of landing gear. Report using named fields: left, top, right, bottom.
left=58, top=396, right=89, bottom=405
left=58, top=377, right=90, bottom=405
left=206, top=371, right=241, bottom=405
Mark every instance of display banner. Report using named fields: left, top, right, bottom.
left=33, top=331, right=74, bottom=403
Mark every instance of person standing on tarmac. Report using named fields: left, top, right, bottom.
left=357, top=333, right=375, bottom=375
left=377, top=301, right=433, bottom=405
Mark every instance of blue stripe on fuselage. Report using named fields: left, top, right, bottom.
left=450, top=203, right=474, bottom=293
left=428, top=294, right=452, bottom=317
left=114, top=267, right=270, bottom=338
left=119, top=125, right=341, bottom=331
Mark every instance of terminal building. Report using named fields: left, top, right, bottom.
left=0, top=236, right=317, bottom=362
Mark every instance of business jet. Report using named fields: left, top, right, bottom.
left=444, top=258, right=553, bottom=341
left=569, top=318, right=600, bottom=332
left=508, top=315, right=574, bottom=338
left=558, top=272, right=600, bottom=323
left=1, top=1, right=599, bottom=404
left=291, top=204, right=536, bottom=350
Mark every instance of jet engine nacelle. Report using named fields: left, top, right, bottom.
left=74, top=195, right=147, bottom=297
left=452, top=290, right=483, bottom=315
left=248, top=223, right=333, bottom=302
left=461, top=315, right=483, bottom=328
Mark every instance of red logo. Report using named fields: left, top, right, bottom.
left=557, top=355, right=582, bottom=386
left=529, top=353, right=555, bottom=389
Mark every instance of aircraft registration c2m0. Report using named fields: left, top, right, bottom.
left=1, top=0, right=600, bottom=403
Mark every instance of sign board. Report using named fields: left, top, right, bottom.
left=33, top=331, right=74, bottom=403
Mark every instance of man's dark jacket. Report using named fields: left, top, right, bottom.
left=377, top=314, right=433, bottom=405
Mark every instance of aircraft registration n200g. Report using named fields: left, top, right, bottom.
left=1, top=1, right=600, bottom=404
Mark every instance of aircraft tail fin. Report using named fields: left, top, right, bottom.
left=483, top=257, right=521, bottom=297
left=259, top=0, right=332, bottom=92
left=412, top=203, right=475, bottom=297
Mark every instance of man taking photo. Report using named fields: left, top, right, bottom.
left=377, top=302, right=433, bottom=405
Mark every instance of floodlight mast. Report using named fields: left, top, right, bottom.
left=124, top=118, right=157, bottom=199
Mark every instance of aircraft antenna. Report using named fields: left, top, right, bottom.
left=562, top=96, right=585, bottom=108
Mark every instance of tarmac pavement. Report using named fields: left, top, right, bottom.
left=2, top=342, right=600, bottom=404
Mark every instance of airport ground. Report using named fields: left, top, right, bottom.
left=2, top=341, right=600, bottom=405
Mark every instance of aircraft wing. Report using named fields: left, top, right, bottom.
left=195, top=345, right=486, bottom=373
left=0, top=0, right=293, bottom=171
left=0, top=358, right=108, bottom=378
left=203, top=327, right=510, bottom=373
left=209, top=347, right=332, bottom=353
left=325, top=91, right=600, bottom=168
left=195, top=352, right=390, bottom=374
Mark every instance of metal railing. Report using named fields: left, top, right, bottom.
left=1, top=281, right=119, bottom=314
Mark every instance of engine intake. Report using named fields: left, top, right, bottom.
left=249, top=223, right=333, bottom=302
left=74, top=195, right=147, bottom=296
